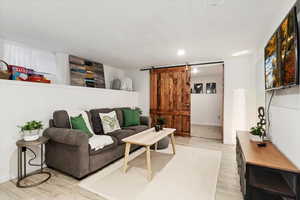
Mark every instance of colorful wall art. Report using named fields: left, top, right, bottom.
left=69, top=55, right=106, bottom=88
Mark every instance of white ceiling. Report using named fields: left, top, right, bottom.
left=0, top=0, right=292, bottom=68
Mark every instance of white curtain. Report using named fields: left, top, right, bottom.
left=3, top=40, right=57, bottom=75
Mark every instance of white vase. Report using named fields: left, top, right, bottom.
left=249, top=133, right=261, bottom=142
left=23, top=129, right=40, bottom=141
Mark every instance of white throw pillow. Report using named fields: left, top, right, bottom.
left=99, top=111, right=121, bottom=134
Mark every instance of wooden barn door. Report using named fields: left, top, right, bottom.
left=150, top=66, right=191, bottom=136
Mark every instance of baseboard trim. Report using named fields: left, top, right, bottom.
left=0, top=165, right=45, bottom=184
left=191, top=123, right=222, bottom=127
left=0, top=175, right=10, bottom=184
left=175, top=133, right=190, bottom=137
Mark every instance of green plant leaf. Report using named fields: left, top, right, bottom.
left=18, top=120, right=43, bottom=132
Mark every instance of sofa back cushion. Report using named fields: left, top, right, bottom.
left=53, top=110, right=71, bottom=128
left=113, top=107, right=130, bottom=127
left=89, top=108, right=112, bottom=134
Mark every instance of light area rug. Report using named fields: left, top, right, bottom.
left=79, top=145, right=222, bottom=200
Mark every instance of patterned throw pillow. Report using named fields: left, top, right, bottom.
left=99, top=111, right=121, bottom=134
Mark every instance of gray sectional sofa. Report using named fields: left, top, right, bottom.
left=43, top=107, right=150, bottom=179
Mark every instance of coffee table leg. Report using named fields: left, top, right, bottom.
left=123, top=143, right=131, bottom=173
left=155, top=142, right=158, bottom=151
left=146, top=146, right=152, bottom=181
left=170, top=133, right=176, bottom=154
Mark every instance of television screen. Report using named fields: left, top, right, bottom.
left=278, top=9, right=298, bottom=87
left=265, top=7, right=299, bottom=90
left=265, top=33, right=280, bottom=89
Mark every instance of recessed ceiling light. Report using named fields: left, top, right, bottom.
left=192, top=68, right=198, bottom=73
left=232, top=50, right=250, bottom=57
left=177, top=49, right=186, bottom=56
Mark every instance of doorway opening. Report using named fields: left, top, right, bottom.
left=190, top=64, right=224, bottom=140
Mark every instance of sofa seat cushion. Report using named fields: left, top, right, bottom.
left=107, top=129, right=136, bottom=144
left=123, top=125, right=148, bottom=133
left=89, top=136, right=118, bottom=155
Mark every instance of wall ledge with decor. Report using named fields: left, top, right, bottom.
left=0, top=79, right=137, bottom=94
left=0, top=39, right=133, bottom=91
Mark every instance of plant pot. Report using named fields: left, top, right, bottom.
left=249, top=133, right=261, bottom=142
left=23, top=129, right=40, bottom=141
left=154, top=125, right=160, bottom=132
left=159, top=124, right=164, bottom=130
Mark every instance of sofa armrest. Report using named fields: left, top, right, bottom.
left=43, top=127, right=90, bottom=178
left=140, top=116, right=151, bottom=127
left=43, top=128, right=89, bottom=146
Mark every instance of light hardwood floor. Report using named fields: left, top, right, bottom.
left=0, top=136, right=243, bottom=200
left=191, top=124, right=223, bottom=140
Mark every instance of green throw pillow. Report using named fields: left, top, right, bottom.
left=122, top=109, right=140, bottom=127
left=70, top=114, right=93, bottom=138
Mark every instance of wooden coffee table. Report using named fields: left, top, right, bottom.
left=122, top=128, right=176, bottom=181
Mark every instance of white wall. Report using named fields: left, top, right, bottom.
left=254, top=0, right=300, bottom=168
left=104, top=64, right=125, bottom=89
left=0, top=80, right=139, bottom=183
left=0, top=39, right=4, bottom=58
left=55, top=53, right=70, bottom=85
left=2, top=39, right=57, bottom=78
left=223, top=55, right=257, bottom=144
left=268, top=87, right=300, bottom=168
left=254, top=51, right=265, bottom=108
left=126, top=70, right=150, bottom=116
left=191, top=74, right=223, bottom=126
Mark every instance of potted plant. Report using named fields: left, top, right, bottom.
left=18, top=121, right=43, bottom=141
left=249, top=125, right=263, bottom=142
left=157, top=117, right=166, bottom=130
left=134, top=107, right=142, bottom=115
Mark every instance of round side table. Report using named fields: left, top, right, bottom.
left=16, top=136, right=51, bottom=188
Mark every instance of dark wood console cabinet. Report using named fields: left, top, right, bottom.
left=236, top=131, right=300, bottom=200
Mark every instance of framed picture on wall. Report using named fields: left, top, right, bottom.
left=194, top=83, right=203, bottom=93
left=206, top=82, right=216, bottom=94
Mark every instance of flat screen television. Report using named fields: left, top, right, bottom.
left=265, top=7, right=300, bottom=91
